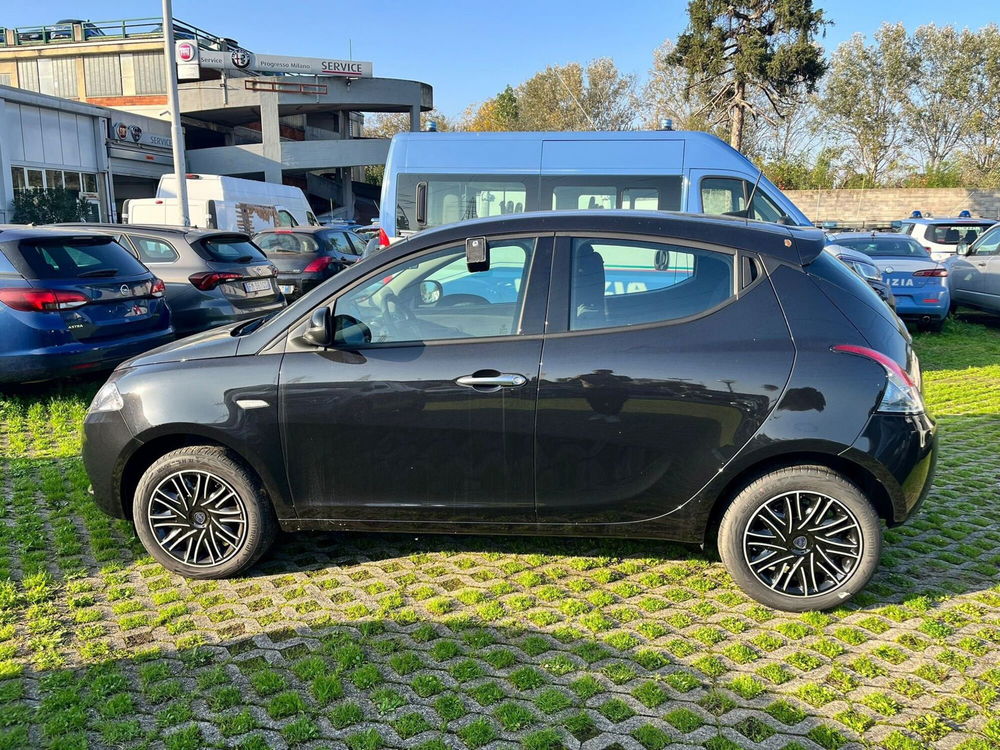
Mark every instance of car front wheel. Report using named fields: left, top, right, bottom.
left=133, top=446, right=277, bottom=578
left=718, top=465, right=881, bottom=612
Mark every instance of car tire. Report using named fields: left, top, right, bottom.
left=718, top=465, right=881, bottom=612
left=133, top=445, right=277, bottom=579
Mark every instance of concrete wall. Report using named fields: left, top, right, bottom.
left=786, top=188, right=1000, bottom=225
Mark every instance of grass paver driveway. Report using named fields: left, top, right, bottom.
left=0, top=317, right=999, bottom=750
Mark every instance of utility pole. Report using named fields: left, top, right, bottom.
left=161, top=0, right=190, bottom=226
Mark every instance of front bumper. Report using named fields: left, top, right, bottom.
left=82, top=405, right=136, bottom=519
left=842, top=410, right=937, bottom=524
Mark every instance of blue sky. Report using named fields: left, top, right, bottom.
left=7, top=1, right=997, bottom=118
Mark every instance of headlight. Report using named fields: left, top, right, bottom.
left=89, top=382, right=123, bottom=413
left=839, top=256, right=881, bottom=281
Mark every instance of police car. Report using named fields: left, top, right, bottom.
left=898, top=210, right=996, bottom=262
left=828, top=232, right=949, bottom=331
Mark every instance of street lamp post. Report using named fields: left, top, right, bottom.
left=161, top=0, right=190, bottom=226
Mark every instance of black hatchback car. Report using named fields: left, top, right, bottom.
left=253, top=227, right=365, bottom=300
left=82, top=211, right=936, bottom=611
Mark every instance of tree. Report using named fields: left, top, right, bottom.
left=668, top=0, right=828, bottom=152
left=516, top=59, right=637, bottom=131
left=820, top=24, right=914, bottom=187
left=11, top=188, right=89, bottom=224
left=962, top=25, right=1000, bottom=182
left=906, top=25, right=976, bottom=172
left=644, top=40, right=725, bottom=133
left=464, top=85, right=520, bottom=132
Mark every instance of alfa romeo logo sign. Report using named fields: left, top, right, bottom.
left=231, top=48, right=254, bottom=69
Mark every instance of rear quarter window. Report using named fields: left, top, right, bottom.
left=13, top=238, right=149, bottom=279
left=0, top=248, right=20, bottom=275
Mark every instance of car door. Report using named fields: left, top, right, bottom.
left=948, top=227, right=1000, bottom=309
left=278, top=234, right=552, bottom=523
left=972, top=227, right=1000, bottom=311
left=534, top=234, right=794, bottom=524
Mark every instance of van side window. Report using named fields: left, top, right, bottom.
left=278, top=210, right=298, bottom=227
left=700, top=177, right=786, bottom=223
left=567, top=238, right=735, bottom=331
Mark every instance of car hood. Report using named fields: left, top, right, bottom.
left=118, top=323, right=241, bottom=368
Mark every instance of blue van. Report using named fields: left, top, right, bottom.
left=378, top=130, right=812, bottom=240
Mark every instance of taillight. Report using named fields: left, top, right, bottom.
left=913, top=268, right=948, bottom=277
left=303, top=256, right=335, bottom=273
left=378, top=228, right=390, bottom=248
left=188, top=272, right=242, bottom=291
left=832, top=344, right=924, bottom=414
left=0, top=288, right=89, bottom=312
left=150, top=278, right=166, bottom=297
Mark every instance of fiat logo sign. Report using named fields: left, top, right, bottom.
left=177, top=42, right=196, bottom=62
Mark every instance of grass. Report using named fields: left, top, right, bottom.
left=0, top=317, right=998, bottom=748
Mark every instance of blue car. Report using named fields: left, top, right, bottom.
left=829, top=232, right=949, bottom=331
left=0, top=227, right=174, bottom=384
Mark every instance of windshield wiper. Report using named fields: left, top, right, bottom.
left=78, top=268, right=119, bottom=278
left=235, top=255, right=254, bottom=264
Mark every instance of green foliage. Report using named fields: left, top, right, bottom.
left=668, top=0, right=827, bottom=151
left=11, top=188, right=89, bottom=224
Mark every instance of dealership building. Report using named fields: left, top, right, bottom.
left=0, top=18, right=433, bottom=222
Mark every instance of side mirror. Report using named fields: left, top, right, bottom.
left=956, top=243, right=971, bottom=256
left=300, top=307, right=333, bottom=348
left=419, top=279, right=443, bottom=305
left=332, top=314, right=372, bottom=346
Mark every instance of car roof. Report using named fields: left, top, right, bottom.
left=396, top=210, right=825, bottom=266
left=51, top=223, right=251, bottom=241
left=824, top=243, right=875, bottom=262
left=828, top=232, right=912, bottom=240
left=903, top=217, right=995, bottom=225
left=0, top=225, right=125, bottom=242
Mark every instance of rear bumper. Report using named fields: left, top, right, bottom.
left=276, top=273, right=324, bottom=300
left=892, top=289, right=949, bottom=320
left=171, top=297, right=285, bottom=336
left=842, top=411, right=937, bottom=524
left=0, top=327, right=175, bottom=384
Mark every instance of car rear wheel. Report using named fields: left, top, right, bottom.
left=718, top=465, right=881, bottom=612
left=133, top=446, right=277, bottom=579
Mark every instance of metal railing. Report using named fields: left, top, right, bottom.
left=1, top=17, right=233, bottom=50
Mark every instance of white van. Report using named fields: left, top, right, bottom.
left=378, top=130, right=812, bottom=240
left=124, top=174, right=320, bottom=233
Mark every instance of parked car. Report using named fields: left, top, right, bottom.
left=945, top=222, right=1000, bottom=315
left=897, top=212, right=996, bottom=262
left=56, top=224, right=285, bottom=337
left=0, top=227, right=173, bottom=384
left=824, top=244, right=895, bottom=310
left=253, top=227, right=365, bottom=300
left=82, top=211, right=936, bottom=612
left=828, top=232, right=949, bottom=331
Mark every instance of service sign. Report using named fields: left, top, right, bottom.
left=112, top=121, right=172, bottom=150
left=199, top=49, right=372, bottom=78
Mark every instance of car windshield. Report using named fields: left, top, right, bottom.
left=199, top=237, right=267, bottom=263
left=15, top=238, right=148, bottom=279
left=926, top=223, right=994, bottom=245
left=835, top=237, right=930, bottom=258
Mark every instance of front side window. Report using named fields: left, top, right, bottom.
left=700, top=177, right=786, bottom=223
left=568, top=238, right=735, bottom=331
left=970, top=226, right=1000, bottom=257
left=129, top=236, right=179, bottom=263
left=321, top=232, right=356, bottom=255
left=277, top=211, right=298, bottom=227
left=333, top=238, right=535, bottom=344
